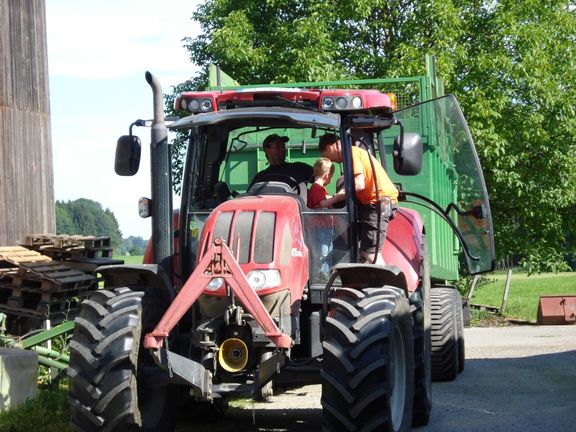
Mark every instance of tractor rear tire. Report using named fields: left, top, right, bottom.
left=454, top=289, right=465, bottom=374
left=430, top=286, right=459, bottom=382
left=68, top=287, right=178, bottom=431
left=321, top=286, right=414, bottom=432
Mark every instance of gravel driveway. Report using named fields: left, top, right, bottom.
left=177, top=325, right=576, bottom=431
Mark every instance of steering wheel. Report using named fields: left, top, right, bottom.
left=254, top=173, right=302, bottom=196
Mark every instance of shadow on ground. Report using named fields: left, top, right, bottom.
left=177, top=350, right=576, bottom=432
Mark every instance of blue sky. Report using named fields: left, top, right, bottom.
left=46, top=0, right=202, bottom=238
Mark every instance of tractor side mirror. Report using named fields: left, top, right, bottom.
left=393, top=133, right=422, bottom=175
left=115, top=135, right=141, bottom=176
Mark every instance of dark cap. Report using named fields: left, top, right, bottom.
left=263, top=134, right=289, bottom=148
left=318, top=133, right=340, bottom=152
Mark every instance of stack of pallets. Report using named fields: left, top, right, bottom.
left=23, top=234, right=123, bottom=274
left=24, top=234, right=114, bottom=260
left=0, top=246, right=98, bottom=334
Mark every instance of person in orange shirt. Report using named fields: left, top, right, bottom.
left=319, top=133, right=398, bottom=264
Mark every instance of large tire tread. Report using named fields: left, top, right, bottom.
left=69, top=288, right=143, bottom=431
left=412, top=237, right=432, bottom=426
left=430, top=287, right=459, bottom=382
left=321, top=286, right=414, bottom=432
left=69, top=287, right=175, bottom=432
left=454, top=290, right=466, bottom=374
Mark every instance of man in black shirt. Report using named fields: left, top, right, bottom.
left=249, top=134, right=313, bottom=189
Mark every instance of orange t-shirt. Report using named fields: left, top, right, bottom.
left=351, top=146, right=398, bottom=204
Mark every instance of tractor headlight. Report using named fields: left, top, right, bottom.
left=335, top=97, right=348, bottom=110
left=322, top=97, right=335, bottom=110
left=351, top=96, right=362, bottom=109
left=201, top=98, right=213, bottom=111
left=189, top=99, right=201, bottom=111
left=206, top=277, right=224, bottom=291
left=321, top=95, right=363, bottom=111
left=246, top=270, right=281, bottom=291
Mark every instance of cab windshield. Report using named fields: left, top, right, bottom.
left=384, top=95, right=495, bottom=275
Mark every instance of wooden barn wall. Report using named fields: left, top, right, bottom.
left=0, top=0, right=55, bottom=246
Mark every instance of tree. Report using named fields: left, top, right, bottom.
left=451, top=1, right=576, bottom=273
left=171, top=0, right=576, bottom=272
left=55, top=199, right=123, bottom=250
left=119, top=236, right=148, bottom=256
left=55, top=204, right=75, bottom=235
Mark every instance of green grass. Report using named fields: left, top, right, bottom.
left=469, top=271, right=576, bottom=322
left=0, top=383, right=72, bottom=432
left=113, top=254, right=144, bottom=264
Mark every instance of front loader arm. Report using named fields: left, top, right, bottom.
left=143, top=237, right=293, bottom=350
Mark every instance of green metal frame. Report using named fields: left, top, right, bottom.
left=0, top=314, right=73, bottom=370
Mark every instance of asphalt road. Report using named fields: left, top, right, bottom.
left=177, top=325, right=576, bottom=432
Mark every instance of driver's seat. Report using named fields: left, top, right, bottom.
left=247, top=180, right=308, bottom=203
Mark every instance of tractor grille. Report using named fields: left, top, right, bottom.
left=212, top=211, right=276, bottom=264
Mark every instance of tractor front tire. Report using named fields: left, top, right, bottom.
left=68, top=287, right=177, bottom=431
left=321, top=286, right=414, bottom=432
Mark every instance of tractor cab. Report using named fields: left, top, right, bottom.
left=170, top=88, right=406, bottom=291
left=166, top=88, right=494, bottom=291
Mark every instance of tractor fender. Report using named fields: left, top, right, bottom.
left=382, top=207, right=425, bottom=293
left=321, top=263, right=409, bottom=322
left=330, top=263, right=408, bottom=294
left=95, top=264, right=177, bottom=305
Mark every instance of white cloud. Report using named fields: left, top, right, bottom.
left=46, top=0, right=202, bottom=82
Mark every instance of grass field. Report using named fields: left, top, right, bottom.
left=468, top=271, right=576, bottom=323
left=113, top=254, right=144, bottom=264
left=0, top=384, right=71, bottom=432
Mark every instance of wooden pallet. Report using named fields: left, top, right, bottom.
left=0, top=283, right=12, bottom=304
left=0, top=246, right=52, bottom=267
left=15, top=261, right=96, bottom=291
left=25, top=233, right=110, bottom=248
left=0, top=303, right=71, bottom=336
left=0, top=267, right=18, bottom=282
left=0, top=302, right=81, bottom=322
left=24, top=234, right=113, bottom=260
left=0, top=241, right=104, bottom=335
left=0, top=259, right=97, bottom=320
left=25, top=234, right=81, bottom=249
left=6, top=285, right=91, bottom=312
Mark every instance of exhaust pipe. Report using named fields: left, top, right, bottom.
left=145, top=71, right=173, bottom=273
left=218, top=338, right=249, bottom=372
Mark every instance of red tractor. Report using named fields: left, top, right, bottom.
left=68, top=71, right=494, bottom=431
